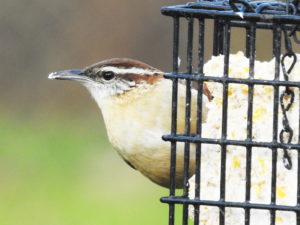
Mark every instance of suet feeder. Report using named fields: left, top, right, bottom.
left=161, top=0, right=300, bottom=225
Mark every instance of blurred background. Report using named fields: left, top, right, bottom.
left=1, top=0, right=296, bottom=225
left=0, top=1, right=184, bottom=225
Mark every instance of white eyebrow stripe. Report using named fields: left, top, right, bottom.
left=100, top=66, right=160, bottom=75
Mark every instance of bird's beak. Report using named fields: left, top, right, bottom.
left=48, top=69, right=92, bottom=82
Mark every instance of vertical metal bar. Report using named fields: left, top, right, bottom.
left=219, top=21, right=224, bottom=55
left=219, top=21, right=231, bottom=225
left=213, top=20, right=224, bottom=56
left=169, top=16, right=180, bottom=225
left=194, top=18, right=205, bottom=225
left=245, top=22, right=256, bottom=225
left=270, top=24, right=281, bottom=225
left=182, top=17, right=194, bottom=225
left=245, top=26, right=251, bottom=58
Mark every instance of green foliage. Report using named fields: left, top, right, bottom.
left=0, top=113, right=172, bottom=225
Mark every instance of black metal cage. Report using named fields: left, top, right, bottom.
left=160, top=0, right=300, bottom=225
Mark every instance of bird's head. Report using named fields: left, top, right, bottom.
left=48, top=58, right=164, bottom=100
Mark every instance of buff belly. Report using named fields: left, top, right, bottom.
left=98, top=79, right=207, bottom=187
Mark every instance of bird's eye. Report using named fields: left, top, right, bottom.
left=102, top=71, right=115, bottom=81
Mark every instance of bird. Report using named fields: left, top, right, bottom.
left=48, top=58, right=211, bottom=188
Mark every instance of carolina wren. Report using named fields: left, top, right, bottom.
left=49, top=58, right=211, bottom=188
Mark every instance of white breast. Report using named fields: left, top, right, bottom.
left=89, top=78, right=208, bottom=187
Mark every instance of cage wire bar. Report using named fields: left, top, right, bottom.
left=160, top=0, right=300, bottom=225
